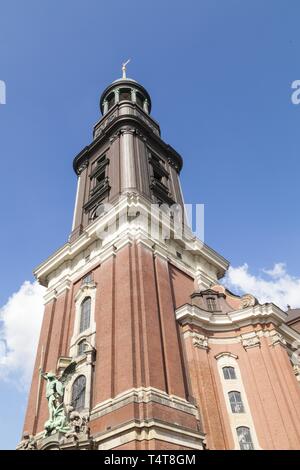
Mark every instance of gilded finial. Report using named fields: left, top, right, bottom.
left=122, top=59, right=131, bottom=79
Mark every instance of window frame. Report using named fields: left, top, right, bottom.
left=206, top=296, right=217, bottom=311
left=222, top=366, right=237, bottom=380
left=107, top=92, right=115, bottom=110
left=236, top=426, right=254, bottom=450
left=71, top=375, right=86, bottom=412
left=79, top=297, right=91, bottom=334
left=119, top=88, right=132, bottom=102
left=228, top=390, right=245, bottom=414
left=77, top=339, right=87, bottom=356
left=81, top=272, right=93, bottom=285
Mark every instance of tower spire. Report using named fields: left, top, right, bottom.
left=122, top=59, right=130, bottom=79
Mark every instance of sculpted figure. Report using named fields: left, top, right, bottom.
left=41, top=362, right=76, bottom=436
left=19, top=432, right=37, bottom=450
left=41, top=371, right=64, bottom=423
left=64, top=410, right=89, bottom=442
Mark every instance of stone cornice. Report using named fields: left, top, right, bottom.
left=73, top=112, right=183, bottom=175
left=34, top=194, right=229, bottom=287
left=90, top=386, right=199, bottom=421
left=176, top=302, right=292, bottom=333
left=94, top=419, right=204, bottom=450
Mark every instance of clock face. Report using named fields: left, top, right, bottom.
left=72, top=375, right=86, bottom=411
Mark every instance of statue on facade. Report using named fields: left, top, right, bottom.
left=41, top=371, right=64, bottom=423
left=41, top=362, right=76, bottom=436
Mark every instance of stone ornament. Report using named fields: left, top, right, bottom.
left=240, top=294, right=257, bottom=309
left=193, top=333, right=209, bottom=350
left=41, top=361, right=76, bottom=437
left=77, top=160, right=89, bottom=176
left=240, top=333, right=260, bottom=349
left=63, top=410, right=90, bottom=444
left=293, top=365, right=300, bottom=382
left=270, top=331, right=287, bottom=347
left=18, top=432, right=37, bottom=450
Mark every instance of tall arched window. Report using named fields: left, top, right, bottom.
left=236, top=426, right=254, bottom=450
left=71, top=375, right=86, bottom=412
left=107, top=92, right=115, bottom=110
left=136, top=92, right=144, bottom=108
left=80, top=297, right=91, bottom=333
left=228, top=391, right=245, bottom=413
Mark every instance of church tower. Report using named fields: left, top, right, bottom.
left=20, top=68, right=300, bottom=450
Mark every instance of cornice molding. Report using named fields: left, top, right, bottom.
left=90, top=386, right=199, bottom=421
left=177, top=302, right=300, bottom=348
left=176, top=302, right=287, bottom=331
left=73, top=112, right=183, bottom=175
left=34, top=194, right=228, bottom=287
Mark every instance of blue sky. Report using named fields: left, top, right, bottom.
left=0, top=0, right=300, bottom=449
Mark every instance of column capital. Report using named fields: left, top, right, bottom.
left=120, top=126, right=135, bottom=136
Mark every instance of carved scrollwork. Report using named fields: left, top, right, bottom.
left=269, top=331, right=287, bottom=347
left=293, top=364, right=300, bottom=382
left=18, top=432, right=37, bottom=450
left=240, top=333, right=260, bottom=349
left=63, top=410, right=90, bottom=444
left=240, top=294, right=257, bottom=309
left=192, top=333, right=209, bottom=350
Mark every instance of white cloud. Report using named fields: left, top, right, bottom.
left=0, top=281, right=45, bottom=389
left=225, top=263, right=300, bottom=310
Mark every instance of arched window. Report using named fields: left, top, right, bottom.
left=228, top=391, right=245, bottom=413
left=107, top=93, right=115, bottom=110
left=78, top=339, right=86, bottom=356
left=80, top=297, right=91, bottom=333
left=136, top=92, right=144, bottom=108
left=236, top=426, right=254, bottom=450
left=222, top=366, right=237, bottom=380
left=119, top=88, right=131, bottom=102
left=71, top=375, right=86, bottom=412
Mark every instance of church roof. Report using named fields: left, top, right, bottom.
left=286, top=308, right=300, bottom=323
